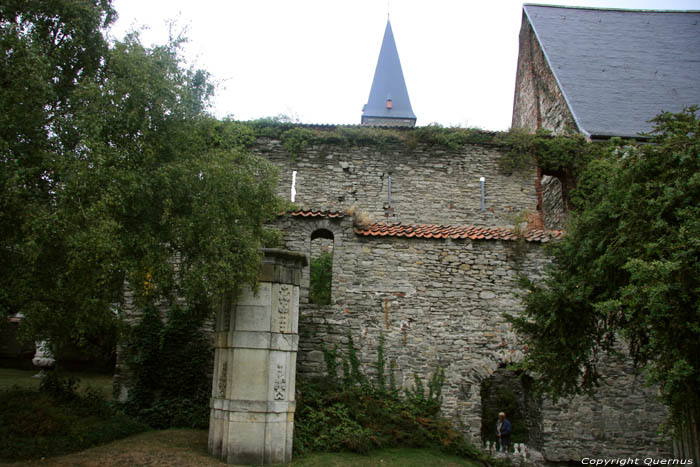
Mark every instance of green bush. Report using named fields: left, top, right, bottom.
left=121, top=304, right=212, bottom=429
left=0, top=376, right=148, bottom=461
left=309, top=251, right=333, bottom=306
left=293, top=333, right=491, bottom=464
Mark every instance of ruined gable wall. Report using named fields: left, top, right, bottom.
left=512, top=15, right=577, bottom=135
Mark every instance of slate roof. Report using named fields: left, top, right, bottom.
left=362, top=20, right=416, bottom=123
left=523, top=4, right=700, bottom=138
left=285, top=211, right=563, bottom=243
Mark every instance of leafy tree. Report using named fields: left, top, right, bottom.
left=1, top=2, right=285, bottom=359
left=122, top=304, right=212, bottom=428
left=0, top=0, right=117, bottom=352
left=510, top=107, right=700, bottom=437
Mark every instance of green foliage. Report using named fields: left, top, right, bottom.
left=0, top=376, right=148, bottom=461
left=0, top=0, right=119, bottom=356
left=121, top=304, right=212, bottom=429
left=247, top=114, right=298, bottom=138
left=496, top=129, right=602, bottom=175
left=39, top=371, right=80, bottom=403
left=295, top=333, right=490, bottom=465
left=0, top=3, right=285, bottom=356
left=376, top=332, right=386, bottom=393
left=509, top=107, right=700, bottom=432
left=241, top=120, right=499, bottom=154
left=309, top=251, right=333, bottom=306
left=322, top=343, right=340, bottom=387
left=282, top=127, right=315, bottom=157
left=404, top=367, right=445, bottom=416
left=389, top=360, right=398, bottom=394
left=496, top=129, right=612, bottom=210
left=346, top=332, right=367, bottom=389
left=408, top=124, right=496, bottom=149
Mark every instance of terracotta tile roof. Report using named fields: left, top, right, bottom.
left=283, top=211, right=564, bottom=243
left=287, top=210, right=345, bottom=218
left=354, top=223, right=564, bottom=243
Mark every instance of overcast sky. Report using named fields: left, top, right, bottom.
left=110, top=0, right=700, bottom=130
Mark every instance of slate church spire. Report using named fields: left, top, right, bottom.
left=361, top=19, right=416, bottom=127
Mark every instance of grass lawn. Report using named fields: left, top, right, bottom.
left=0, top=429, right=482, bottom=466
left=0, top=368, right=113, bottom=398
left=0, top=370, right=483, bottom=466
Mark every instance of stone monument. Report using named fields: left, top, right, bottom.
left=208, top=248, right=306, bottom=465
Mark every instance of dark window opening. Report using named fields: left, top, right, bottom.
left=309, top=229, right=334, bottom=306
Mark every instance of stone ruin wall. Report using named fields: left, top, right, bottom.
left=115, top=137, right=669, bottom=461
left=266, top=138, right=670, bottom=462
left=254, top=138, right=538, bottom=227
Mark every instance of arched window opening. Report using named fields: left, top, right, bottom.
left=309, top=229, right=334, bottom=306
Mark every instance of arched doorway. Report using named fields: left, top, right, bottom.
left=480, top=367, right=542, bottom=450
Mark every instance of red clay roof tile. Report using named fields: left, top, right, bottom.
left=353, top=223, right=564, bottom=243
left=284, top=211, right=564, bottom=243
left=288, top=210, right=345, bottom=218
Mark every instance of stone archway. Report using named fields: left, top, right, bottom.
left=480, top=367, right=543, bottom=450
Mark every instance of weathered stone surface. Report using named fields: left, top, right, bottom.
left=275, top=211, right=669, bottom=462
left=512, top=17, right=577, bottom=135
left=120, top=139, right=669, bottom=463
left=208, top=249, right=305, bottom=465
left=256, top=139, right=539, bottom=227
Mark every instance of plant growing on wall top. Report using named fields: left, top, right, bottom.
left=281, top=127, right=315, bottom=158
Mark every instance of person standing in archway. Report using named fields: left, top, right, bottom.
left=496, top=412, right=512, bottom=452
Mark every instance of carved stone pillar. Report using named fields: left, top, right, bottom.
left=208, top=248, right=306, bottom=465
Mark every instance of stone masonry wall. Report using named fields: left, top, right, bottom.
left=512, top=14, right=577, bottom=135
left=254, top=139, right=538, bottom=228
left=541, top=175, right=566, bottom=230
left=274, top=214, right=670, bottom=462
left=261, top=139, right=669, bottom=461
left=117, top=136, right=669, bottom=461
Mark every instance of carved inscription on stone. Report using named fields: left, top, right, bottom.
left=277, top=285, right=291, bottom=333
left=273, top=364, right=286, bottom=400
left=217, top=362, right=227, bottom=398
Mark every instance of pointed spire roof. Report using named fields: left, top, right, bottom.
left=362, top=20, right=416, bottom=126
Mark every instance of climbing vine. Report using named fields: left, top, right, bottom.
left=495, top=128, right=610, bottom=178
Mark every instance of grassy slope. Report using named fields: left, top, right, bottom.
left=0, top=429, right=481, bottom=466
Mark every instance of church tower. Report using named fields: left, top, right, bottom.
left=361, top=20, right=416, bottom=127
